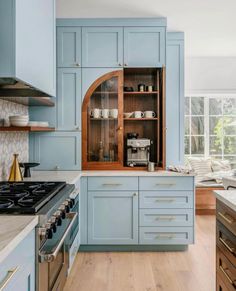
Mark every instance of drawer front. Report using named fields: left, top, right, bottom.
left=0, top=230, right=35, bottom=288
left=139, top=177, right=194, bottom=191
left=217, top=272, right=231, bottom=291
left=140, top=209, right=193, bottom=227
left=88, top=177, right=138, bottom=191
left=140, top=191, right=193, bottom=209
left=217, top=200, right=236, bottom=237
left=216, top=221, right=236, bottom=266
left=217, top=248, right=236, bottom=291
left=139, top=227, right=193, bottom=245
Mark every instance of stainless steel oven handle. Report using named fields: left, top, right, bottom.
left=39, top=212, right=78, bottom=263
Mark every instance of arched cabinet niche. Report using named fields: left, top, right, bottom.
left=82, top=70, right=123, bottom=170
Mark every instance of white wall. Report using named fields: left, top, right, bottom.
left=185, top=57, right=236, bottom=95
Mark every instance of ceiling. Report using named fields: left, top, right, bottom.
left=56, top=0, right=236, bottom=57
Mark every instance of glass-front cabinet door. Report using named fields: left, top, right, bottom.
left=82, top=70, right=123, bottom=169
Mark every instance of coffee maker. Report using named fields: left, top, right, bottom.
left=126, top=133, right=152, bottom=167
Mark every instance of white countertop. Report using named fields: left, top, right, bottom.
left=214, top=190, right=236, bottom=212
left=26, top=170, right=194, bottom=186
left=0, top=215, right=38, bottom=264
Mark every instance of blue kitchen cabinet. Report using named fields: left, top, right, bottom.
left=29, top=132, right=81, bottom=170
left=57, top=27, right=82, bottom=68
left=166, top=32, right=185, bottom=166
left=0, top=0, right=56, bottom=96
left=82, top=27, right=123, bottom=67
left=57, top=68, right=82, bottom=130
left=124, top=27, right=166, bottom=67
left=0, top=229, right=35, bottom=291
left=88, top=191, right=138, bottom=244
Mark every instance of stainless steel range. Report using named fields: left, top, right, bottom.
left=0, top=181, right=79, bottom=291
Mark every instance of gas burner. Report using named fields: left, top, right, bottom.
left=0, top=189, right=29, bottom=198
left=0, top=199, right=13, bottom=209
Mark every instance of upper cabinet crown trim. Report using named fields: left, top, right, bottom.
left=56, top=17, right=167, bottom=27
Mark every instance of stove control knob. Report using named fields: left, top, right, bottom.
left=47, top=228, right=53, bottom=239
left=62, top=201, right=70, bottom=213
left=66, top=198, right=74, bottom=208
left=53, top=211, right=63, bottom=226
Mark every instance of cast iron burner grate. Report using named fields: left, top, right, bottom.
left=0, top=182, right=66, bottom=214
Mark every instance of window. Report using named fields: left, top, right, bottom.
left=185, top=96, right=236, bottom=167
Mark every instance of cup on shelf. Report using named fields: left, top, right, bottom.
left=124, top=112, right=133, bottom=118
left=147, top=85, right=154, bottom=92
left=90, top=108, right=101, bottom=119
left=101, top=109, right=109, bottom=119
left=138, top=84, right=145, bottom=92
left=110, top=109, right=118, bottom=119
left=144, top=111, right=156, bottom=118
left=134, top=111, right=144, bottom=118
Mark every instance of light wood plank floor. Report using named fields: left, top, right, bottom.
left=64, top=215, right=215, bottom=291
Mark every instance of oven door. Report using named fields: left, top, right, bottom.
left=38, top=212, right=77, bottom=291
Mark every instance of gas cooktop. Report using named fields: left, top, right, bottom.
left=0, top=181, right=66, bottom=214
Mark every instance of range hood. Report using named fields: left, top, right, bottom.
left=0, top=0, right=56, bottom=102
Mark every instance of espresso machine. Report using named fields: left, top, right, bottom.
left=126, top=133, right=152, bottom=167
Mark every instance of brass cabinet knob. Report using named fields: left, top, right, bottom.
left=124, top=63, right=128, bottom=66
left=75, top=63, right=80, bottom=67
left=118, top=63, right=122, bottom=66
left=116, top=126, right=123, bottom=131
left=133, top=192, right=138, bottom=196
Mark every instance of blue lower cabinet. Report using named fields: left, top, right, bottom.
left=88, top=191, right=138, bottom=244
left=0, top=229, right=35, bottom=291
left=29, top=132, right=81, bottom=170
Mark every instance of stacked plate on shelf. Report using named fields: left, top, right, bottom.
left=9, top=115, right=29, bottom=127
left=28, top=121, right=49, bottom=127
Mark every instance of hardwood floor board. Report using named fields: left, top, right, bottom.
left=64, top=215, right=215, bottom=291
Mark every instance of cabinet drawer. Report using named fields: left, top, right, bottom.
left=217, top=248, right=236, bottom=291
left=88, top=177, right=138, bottom=191
left=140, top=209, right=193, bottom=227
left=139, top=227, right=193, bottom=245
left=217, top=200, right=236, bottom=237
left=139, top=177, right=194, bottom=191
left=217, top=272, right=231, bottom=291
left=140, top=191, right=193, bottom=209
left=217, top=221, right=236, bottom=266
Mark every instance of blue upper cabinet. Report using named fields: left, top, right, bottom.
left=0, top=0, right=56, bottom=96
left=82, top=27, right=123, bottom=67
left=57, top=27, right=82, bottom=68
left=166, top=32, right=184, bottom=166
left=57, top=68, right=82, bottom=130
left=124, top=27, right=166, bottom=67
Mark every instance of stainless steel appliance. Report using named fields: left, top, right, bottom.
left=127, top=138, right=152, bottom=166
left=0, top=181, right=79, bottom=291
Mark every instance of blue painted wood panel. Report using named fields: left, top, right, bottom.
left=88, top=177, right=138, bottom=191
left=0, top=229, right=35, bottom=291
left=57, top=26, right=82, bottom=67
left=80, top=177, right=88, bottom=244
left=166, top=32, right=184, bottom=166
left=124, top=27, right=166, bottom=67
left=82, top=27, right=123, bottom=67
left=57, top=68, right=82, bottom=130
left=88, top=191, right=138, bottom=244
left=30, top=132, right=81, bottom=170
left=139, top=226, right=194, bottom=245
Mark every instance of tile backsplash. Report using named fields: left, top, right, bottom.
left=0, top=100, right=28, bottom=181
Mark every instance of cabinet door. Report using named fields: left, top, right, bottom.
left=88, top=191, right=138, bottom=244
left=57, top=27, right=81, bottom=67
left=82, top=27, right=123, bottom=67
left=57, top=68, right=81, bottom=130
left=30, top=132, right=81, bottom=170
left=124, top=27, right=166, bottom=67
left=166, top=33, right=184, bottom=166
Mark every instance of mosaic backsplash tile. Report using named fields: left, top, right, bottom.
left=0, top=100, right=28, bottom=181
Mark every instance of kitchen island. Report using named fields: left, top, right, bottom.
left=215, top=190, right=236, bottom=290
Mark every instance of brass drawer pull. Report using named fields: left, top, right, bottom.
left=218, top=212, right=234, bottom=224
left=219, top=237, right=235, bottom=254
left=155, top=198, right=174, bottom=203
left=219, top=266, right=234, bottom=285
left=156, top=234, right=174, bottom=239
left=155, top=216, right=175, bottom=221
left=102, top=183, right=122, bottom=187
left=155, top=183, right=176, bottom=187
left=0, top=267, right=19, bottom=291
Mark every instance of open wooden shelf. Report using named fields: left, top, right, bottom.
left=124, top=118, right=158, bottom=121
left=0, top=96, right=55, bottom=106
left=0, top=126, right=55, bottom=132
left=90, top=118, right=118, bottom=120
left=124, top=91, right=158, bottom=95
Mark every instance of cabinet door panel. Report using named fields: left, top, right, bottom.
left=88, top=191, right=138, bottom=244
left=166, top=34, right=184, bottom=166
left=82, top=27, right=123, bottom=67
left=124, top=27, right=165, bottom=67
left=30, top=132, right=81, bottom=170
left=57, top=68, right=81, bottom=130
left=57, top=27, right=81, bottom=67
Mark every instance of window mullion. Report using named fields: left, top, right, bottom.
left=205, top=97, right=209, bottom=158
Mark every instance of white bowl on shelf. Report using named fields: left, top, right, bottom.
left=28, top=121, right=49, bottom=127
left=10, top=120, right=29, bottom=127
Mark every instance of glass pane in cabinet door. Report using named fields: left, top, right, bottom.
left=87, top=77, right=119, bottom=162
